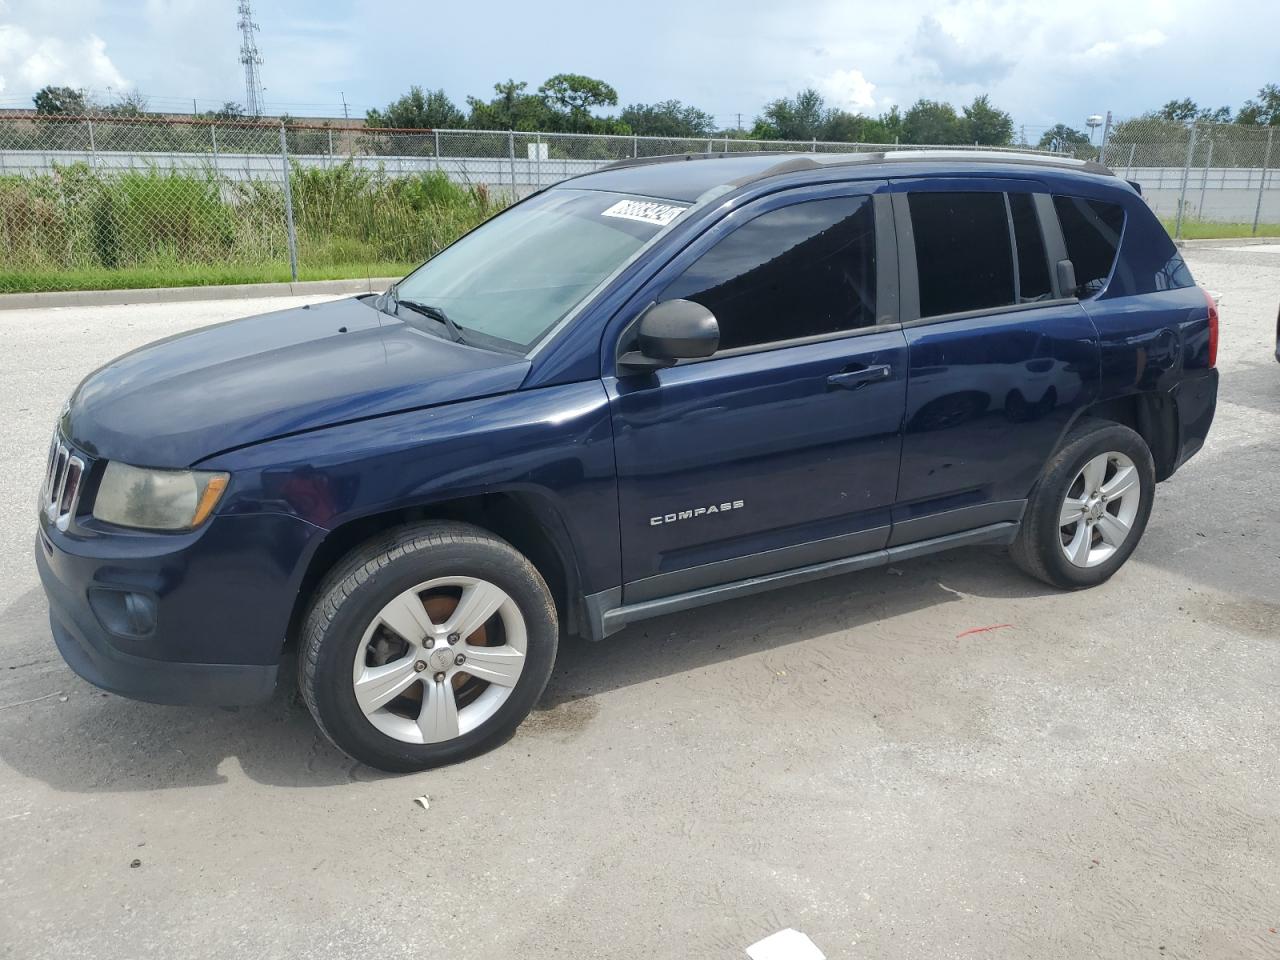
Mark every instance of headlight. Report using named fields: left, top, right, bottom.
left=92, top=462, right=229, bottom=531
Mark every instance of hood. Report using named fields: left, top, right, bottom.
left=66, top=296, right=531, bottom=467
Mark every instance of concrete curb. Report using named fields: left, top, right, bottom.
left=1176, top=237, right=1280, bottom=248
left=0, top=277, right=401, bottom=311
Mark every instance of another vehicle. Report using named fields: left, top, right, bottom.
left=35, top=150, right=1219, bottom=771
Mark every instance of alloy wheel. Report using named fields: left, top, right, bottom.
left=351, top=576, right=527, bottom=744
left=1058, top=451, right=1142, bottom=568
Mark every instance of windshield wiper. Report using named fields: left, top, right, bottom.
left=381, top=284, right=469, bottom=345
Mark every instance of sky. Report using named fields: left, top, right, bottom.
left=0, top=0, right=1276, bottom=138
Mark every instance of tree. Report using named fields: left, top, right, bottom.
left=1037, top=123, right=1092, bottom=153
left=754, top=88, right=827, bottom=140
left=1158, top=98, right=1200, bottom=123
left=869, top=106, right=904, bottom=144
left=961, top=95, right=1013, bottom=145
left=619, top=100, right=715, bottom=138
left=465, top=80, right=556, bottom=131
left=1157, top=98, right=1232, bottom=123
left=33, top=85, right=88, bottom=115
left=366, top=86, right=465, bottom=129
left=538, top=74, right=618, bottom=132
left=1237, top=83, right=1280, bottom=125
left=104, top=89, right=149, bottom=117
left=901, top=99, right=963, bottom=144
left=204, top=101, right=245, bottom=122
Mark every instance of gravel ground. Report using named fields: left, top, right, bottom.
left=0, top=245, right=1277, bottom=960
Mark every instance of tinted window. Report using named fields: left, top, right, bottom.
left=661, top=196, right=876, bottom=351
left=1054, top=195, right=1125, bottom=298
left=909, top=192, right=1014, bottom=317
left=1008, top=193, right=1052, bottom=301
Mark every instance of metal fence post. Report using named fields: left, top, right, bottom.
left=1174, top=124, right=1198, bottom=240
left=1197, top=139, right=1213, bottom=222
left=1127, top=143, right=1136, bottom=177
left=536, top=133, right=543, bottom=188
left=278, top=122, right=299, bottom=282
left=632, top=135, right=638, bottom=158
left=1254, top=127, right=1274, bottom=237
left=508, top=130, right=517, bottom=198
left=210, top=124, right=219, bottom=168
left=86, top=119, right=97, bottom=171
left=327, top=128, right=333, bottom=167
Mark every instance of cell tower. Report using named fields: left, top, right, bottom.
left=237, top=1, right=266, bottom=117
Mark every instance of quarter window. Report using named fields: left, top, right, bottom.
left=908, top=192, right=1015, bottom=318
left=659, top=195, right=877, bottom=351
left=1054, top=196, right=1125, bottom=298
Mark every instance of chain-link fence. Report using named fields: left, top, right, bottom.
left=1, top=111, right=1275, bottom=293
left=1100, top=118, right=1277, bottom=236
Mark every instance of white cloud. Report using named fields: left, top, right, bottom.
left=911, top=14, right=1015, bottom=85
left=1082, top=28, right=1168, bottom=60
left=0, top=23, right=125, bottom=96
left=815, top=67, right=877, bottom=112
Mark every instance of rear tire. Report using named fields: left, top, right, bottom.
left=1011, top=419, right=1155, bottom=589
left=298, top=521, right=558, bottom=773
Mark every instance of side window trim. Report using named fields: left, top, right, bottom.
left=609, top=181, right=896, bottom=372
left=890, top=191, right=920, bottom=323
left=1034, top=193, right=1072, bottom=299
left=1002, top=193, right=1023, bottom=303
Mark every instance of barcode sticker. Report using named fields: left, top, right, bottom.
left=601, top=199, right=687, bottom=226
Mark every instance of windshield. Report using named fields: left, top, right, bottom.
left=393, top=188, right=688, bottom=351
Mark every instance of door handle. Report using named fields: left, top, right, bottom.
left=826, top=364, right=892, bottom=390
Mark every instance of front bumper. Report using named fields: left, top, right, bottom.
left=35, top=510, right=323, bottom=707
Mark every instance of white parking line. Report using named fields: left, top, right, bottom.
left=746, top=928, right=827, bottom=960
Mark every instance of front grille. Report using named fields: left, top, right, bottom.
left=40, top=432, right=86, bottom=531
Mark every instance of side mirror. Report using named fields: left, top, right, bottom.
left=618, top=299, right=719, bottom=374
left=1056, top=259, right=1078, bottom=299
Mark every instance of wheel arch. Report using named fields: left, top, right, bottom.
left=285, top=490, right=586, bottom=652
left=1066, top=391, right=1180, bottom=481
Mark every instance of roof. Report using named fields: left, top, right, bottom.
left=564, top=149, right=1114, bottom=203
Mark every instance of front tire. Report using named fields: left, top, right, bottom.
left=299, top=522, right=558, bottom=772
left=1011, top=419, right=1155, bottom=589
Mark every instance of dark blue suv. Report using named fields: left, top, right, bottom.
left=35, top=150, right=1219, bottom=771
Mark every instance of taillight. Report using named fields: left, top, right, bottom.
left=1202, top=287, right=1219, bottom=368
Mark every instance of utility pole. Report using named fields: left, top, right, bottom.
left=237, top=1, right=266, bottom=117
left=340, top=91, right=349, bottom=121
left=737, top=113, right=742, bottom=131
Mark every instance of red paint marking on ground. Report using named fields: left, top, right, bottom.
left=955, top=623, right=1014, bottom=638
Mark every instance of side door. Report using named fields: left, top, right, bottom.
left=604, top=182, right=909, bottom=602
left=888, top=178, right=1100, bottom=544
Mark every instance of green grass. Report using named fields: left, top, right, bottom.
left=1160, top=218, right=1280, bottom=240
left=0, top=162, right=504, bottom=295
left=0, top=260, right=417, bottom=294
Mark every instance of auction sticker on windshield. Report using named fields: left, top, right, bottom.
left=602, top=199, right=687, bottom=226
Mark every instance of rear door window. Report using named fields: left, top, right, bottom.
left=1053, top=196, right=1125, bottom=298
left=908, top=192, right=1014, bottom=318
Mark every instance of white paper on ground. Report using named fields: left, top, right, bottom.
left=745, top=928, right=826, bottom=960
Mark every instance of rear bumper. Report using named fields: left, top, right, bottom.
left=35, top=510, right=323, bottom=707
left=1171, top=367, right=1218, bottom=472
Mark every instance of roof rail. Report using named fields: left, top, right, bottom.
left=595, top=148, right=1114, bottom=180
left=596, top=150, right=791, bottom=172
